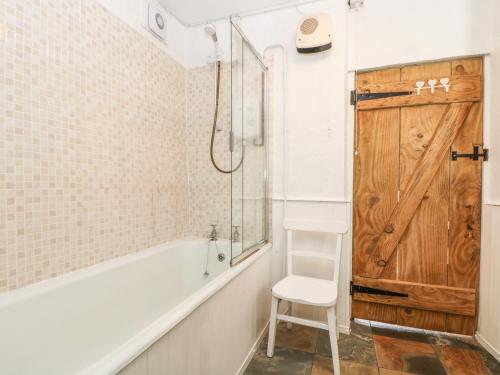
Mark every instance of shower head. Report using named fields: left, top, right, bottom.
left=204, top=23, right=218, bottom=43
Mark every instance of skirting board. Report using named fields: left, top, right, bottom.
left=476, top=332, right=500, bottom=362
left=236, top=322, right=351, bottom=375
left=236, top=322, right=269, bottom=375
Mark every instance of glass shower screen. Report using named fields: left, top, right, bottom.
left=230, top=22, right=268, bottom=265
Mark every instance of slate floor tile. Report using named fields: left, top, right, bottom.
left=339, top=360, right=379, bottom=375
left=476, top=348, right=500, bottom=375
left=265, top=322, right=319, bottom=353
left=311, top=355, right=379, bottom=375
left=373, top=334, right=447, bottom=375
left=438, top=346, right=491, bottom=375
left=311, top=355, right=333, bottom=375
left=371, top=321, right=430, bottom=343
left=379, top=369, right=414, bottom=375
left=316, top=329, right=377, bottom=367
left=350, top=320, right=373, bottom=339
left=245, top=344, right=313, bottom=375
left=245, top=320, right=500, bottom=375
left=428, top=332, right=481, bottom=351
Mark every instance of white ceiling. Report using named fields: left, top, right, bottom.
left=159, top=0, right=318, bottom=26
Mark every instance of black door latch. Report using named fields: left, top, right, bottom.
left=451, top=145, right=488, bottom=161
left=350, top=281, right=408, bottom=297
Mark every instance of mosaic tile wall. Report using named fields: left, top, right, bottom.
left=0, top=0, right=189, bottom=292
left=0, top=0, right=273, bottom=293
left=185, top=64, right=232, bottom=240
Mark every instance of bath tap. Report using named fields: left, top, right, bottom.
left=204, top=224, right=224, bottom=277
left=208, top=224, right=218, bottom=241
left=232, top=225, right=240, bottom=243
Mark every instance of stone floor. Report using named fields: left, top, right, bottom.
left=244, top=320, right=500, bottom=375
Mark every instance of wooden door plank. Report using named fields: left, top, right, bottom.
left=448, top=102, right=482, bottom=288
left=352, top=301, right=397, bottom=324
left=446, top=58, right=483, bottom=335
left=446, top=315, right=475, bottom=336
left=396, top=308, right=446, bottom=331
left=353, top=68, right=400, bottom=323
left=360, top=102, right=473, bottom=279
left=452, top=58, right=483, bottom=76
left=396, top=62, right=451, bottom=332
left=401, top=61, right=451, bottom=78
left=356, top=74, right=481, bottom=110
left=352, top=276, right=476, bottom=316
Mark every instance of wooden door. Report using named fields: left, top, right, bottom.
left=352, top=58, right=484, bottom=335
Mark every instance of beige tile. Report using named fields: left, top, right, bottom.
left=0, top=0, right=191, bottom=292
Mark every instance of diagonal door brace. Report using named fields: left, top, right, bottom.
left=360, top=102, right=473, bottom=278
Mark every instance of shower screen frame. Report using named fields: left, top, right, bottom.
left=230, top=20, right=270, bottom=267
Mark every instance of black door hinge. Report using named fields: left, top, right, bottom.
left=350, top=281, right=408, bottom=297
left=451, top=145, right=488, bottom=161
left=350, top=90, right=413, bottom=106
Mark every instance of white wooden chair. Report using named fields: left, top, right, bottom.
left=267, top=219, right=347, bottom=375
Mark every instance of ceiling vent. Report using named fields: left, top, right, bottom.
left=148, top=2, right=167, bottom=40
left=296, top=13, right=333, bottom=54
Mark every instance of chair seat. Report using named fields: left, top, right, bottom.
left=272, top=275, right=338, bottom=307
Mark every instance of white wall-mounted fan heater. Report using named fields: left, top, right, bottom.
left=296, top=13, right=333, bottom=54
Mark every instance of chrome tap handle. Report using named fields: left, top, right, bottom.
left=208, top=224, right=218, bottom=240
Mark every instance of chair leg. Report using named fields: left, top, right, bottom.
left=267, top=296, right=279, bottom=357
left=327, top=307, right=341, bottom=375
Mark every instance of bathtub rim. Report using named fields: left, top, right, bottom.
left=77, top=242, right=271, bottom=375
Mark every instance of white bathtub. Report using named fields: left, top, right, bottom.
left=0, top=239, right=270, bottom=375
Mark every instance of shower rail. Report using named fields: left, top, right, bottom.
left=230, top=20, right=269, bottom=72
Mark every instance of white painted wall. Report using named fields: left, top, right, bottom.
left=347, top=0, right=494, bottom=71
left=478, top=205, right=500, bottom=360
left=97, top=0, right=187, bottom=65
left=477, top=0, right=500, bottom=361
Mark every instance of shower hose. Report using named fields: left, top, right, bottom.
left=210, top=61, right=245, bottom=174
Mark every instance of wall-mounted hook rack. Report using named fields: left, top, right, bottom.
left=415, top=77, right=451, bottom=95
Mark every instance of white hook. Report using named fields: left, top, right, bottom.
left=416, top=81, right=425, bottom=95
left=440, top=77, right=450, bottom=92
left=428, top=79, right=437, bottom=94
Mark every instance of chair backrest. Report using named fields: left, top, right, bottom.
left=283, top=219, right=348, bottom=286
